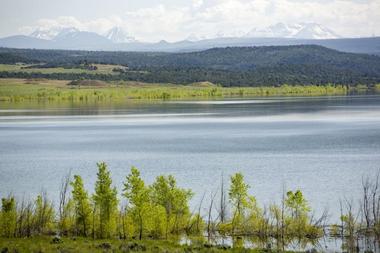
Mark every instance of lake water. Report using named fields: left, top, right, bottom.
left=1, top=95, right=380, bottom=223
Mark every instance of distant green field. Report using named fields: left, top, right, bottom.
left=0, top=78, right=353, bottom=102
left=0, top=63, right=124, bottom=75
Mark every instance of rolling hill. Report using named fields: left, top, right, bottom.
left=0, top=45, right=379, bottom=86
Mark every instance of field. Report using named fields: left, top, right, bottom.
left=0, top=78, right=352, bottom=102
left=0, top=63, right=125, bottom=75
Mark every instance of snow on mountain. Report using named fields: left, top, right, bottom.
left=293, top=23, right=340, bottom=39
left=104, top=27, right=136, bottom=43
left=186, top=33, right=202, bottom=42
left=29, top=27, right=62, bottom=40
left=53, top=27, right=81, bottom=40
left=214, top=30, right=246, bottom=39
left=245, top=23, right=340, bottom=39
left=30, top=27, right=80, bottom=40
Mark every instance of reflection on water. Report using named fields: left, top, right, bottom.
left=179, top=234, right=379, bottom=252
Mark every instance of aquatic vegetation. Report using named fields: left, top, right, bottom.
left=1, top=163, right=379, bottom=252
left=0, top=163, right=326, bottom=252
left=0, top=78, right=351, bottom=102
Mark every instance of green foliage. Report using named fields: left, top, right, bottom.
left=229, top=173, right=251, bottom=212
left=285, top=190, right=310, bottom=216
left=0, top=236, right=303, bottom=253
left=0, top=78, right=352, bottom=103
left=229, top=173, right=259, bottom=235
left=93, top=162, right=118, bottom=238
left=1, top=197, right=17, bottom=237
left=70, top=175, right=92, bottom=236
left=285, top=190, right=316, bottom=241
left=34, top=194, right=55, bottom=235
left=151, top=175, right=193, bottom=236
left=123, top=166, right=152, bottom=240
left=0, top=45, right=380, bottom=85
left=0, top=163, right=325, bottom=252
left=58, top=198, right=75, bottom=236
left=187, top=213, right=206, bottom=236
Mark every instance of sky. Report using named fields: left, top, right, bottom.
left=0, top=0, right=379, bottom=42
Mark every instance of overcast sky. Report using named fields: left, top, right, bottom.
left=0, top=0, right=379, bottom=42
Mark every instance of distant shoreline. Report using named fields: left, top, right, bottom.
left=1, top=78, right=373, bottom=103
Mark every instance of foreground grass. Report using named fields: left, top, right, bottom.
left=0, top=237, right=298, bottom=253
left=0, top=78, right=352, bottom=102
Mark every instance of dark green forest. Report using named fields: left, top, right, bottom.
left=1, top=45, right=380, bottom=86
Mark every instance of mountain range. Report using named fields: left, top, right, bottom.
left=245, top=23, right=340, bottom=39
left=0, top=23, right=379, bottom=54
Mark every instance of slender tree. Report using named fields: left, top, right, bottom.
left=93, top=162, right=118, bottom=238
left=71, top=175, right=92, bottom=236
left=123, top=166, right=150, bottom=240
left=1, top=196, right=17, bottom=238
left=151, top=175, right=192, bottom=237
left=229, top=172, right=253, bottom=234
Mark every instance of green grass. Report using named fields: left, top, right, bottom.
left=0, top=78, right=352, bottom=103
left=0, top=64, right=125, bottom=75
left=0, top=236, right=299, bottom=253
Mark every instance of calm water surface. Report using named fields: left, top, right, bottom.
left=1, top=95, right=380, bottom=222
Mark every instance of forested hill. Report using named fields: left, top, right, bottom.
left=1, top=45, right=380, bottom=86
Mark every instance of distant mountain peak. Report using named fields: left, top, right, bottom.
left=186, top=33, right=201, bottom=42
left=104, top=26, right=136, bottom=43
left=54, top=27, right=80, bottom=39
left=213, top=30, right=246, bottom=39
left=246, top=22, right=340, bottom=39
left=293, top=22, right=340, bottom=39
left=30, top=27, right=80, bottom=40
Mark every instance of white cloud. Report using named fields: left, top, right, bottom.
left=19, top=0, right=380, bottom=42
left=124, top=5, right=192, bottom=41
left=192, top=0, right=204, bottom=8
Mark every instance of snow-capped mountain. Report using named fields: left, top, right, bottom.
left=30, top=28, right=55, bottom=40
left=30, top=27, right=80, bottom=40
left=29, top=26, right=136, bottom=43
left=214, top=30, right=246, bottom=39
left=104, top=27, right=136, bottom=43
left=293, top=23, right=340, bottom=39
left=53, top=27, right=81, bottom=40
left=246, top=23, right=340, bottom=39
left=186, top=33, right=203, bottom=42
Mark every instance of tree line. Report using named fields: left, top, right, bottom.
left=0, top=162, right=325, bottom=249
left=1, top=163, right=380, bottom=252
left=1, top=45, right=380, bottom=86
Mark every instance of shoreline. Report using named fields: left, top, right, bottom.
left=0, top=78, right=371, bottom=103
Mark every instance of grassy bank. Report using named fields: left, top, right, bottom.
left=0, top=237, right=299, bottom=253
left=0, top=237, right=298, bottom=253
left=0, top=78, right=351, bottom=102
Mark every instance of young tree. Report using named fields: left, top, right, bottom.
left=123, top=166, right=151, bottom=240
left=71, top=175, right=92, bottom=236
left=285, top=190, right=310, bottom=218
left=229, top=172, right=255, bottom=234
left=33, top=192, right=55, bottom=235
left=1, top=196, right=17, bottom=238
left=93, top=162, right=118, bottom=238
left=59, top=171, right=72, bottom=235
left=151, top=175, right=192, bottom=237
left=285, top=190, right=311, bottom=241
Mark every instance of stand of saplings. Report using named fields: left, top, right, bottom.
left=1, top=163, right=379, bottom=252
